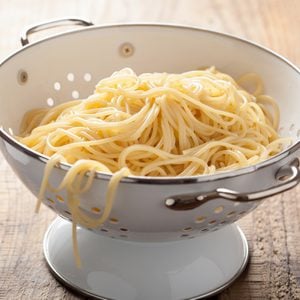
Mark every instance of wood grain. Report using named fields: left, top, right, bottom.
left=0, top=0, right=299, bottom=299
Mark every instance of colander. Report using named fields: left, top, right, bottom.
left=0, top=18, right=300, bottom=300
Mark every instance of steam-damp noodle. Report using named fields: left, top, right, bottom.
left=17, top=67, right=289, bottom=266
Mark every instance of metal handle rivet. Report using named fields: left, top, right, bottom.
left=119, top=43, right=134, bottom=57
left=17, top=70, right=28, bottom=85
left=165, top=198, right=175, bottom=206
left=196, top=195, right=205, bottom=201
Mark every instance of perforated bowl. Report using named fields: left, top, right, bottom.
left=0, top=19, right=300, bottom=242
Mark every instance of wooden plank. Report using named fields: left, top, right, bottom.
left=0, top=0, right=299, bottom=299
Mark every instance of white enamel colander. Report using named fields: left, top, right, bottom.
left=0, top=18, right=300, bottom=300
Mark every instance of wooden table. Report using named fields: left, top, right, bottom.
left=0, top=0, right=299, bottom=299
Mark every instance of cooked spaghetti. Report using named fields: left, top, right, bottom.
left=17, top=67, right=288, bottom=266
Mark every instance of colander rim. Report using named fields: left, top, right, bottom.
left=0, top=23, right=300, bottom=184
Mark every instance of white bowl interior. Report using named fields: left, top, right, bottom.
left=0, top=25, right=299, bottom=140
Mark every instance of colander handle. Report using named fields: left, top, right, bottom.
left=165, top=160, right=300, bottom=211
left=20, top=17, right=94, bottom=46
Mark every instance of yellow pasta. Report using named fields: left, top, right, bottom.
left=17, top=67, right=289, bottom=266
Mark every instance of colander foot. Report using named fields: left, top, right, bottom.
left=43, top=217, right=249, bottom=300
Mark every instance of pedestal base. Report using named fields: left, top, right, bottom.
left=44, top=217, right=249, bottom=300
